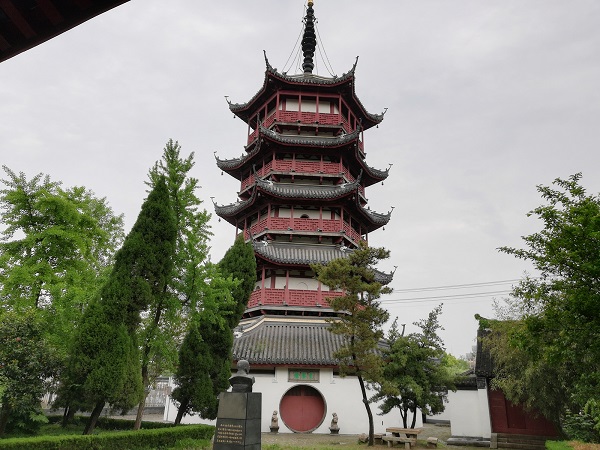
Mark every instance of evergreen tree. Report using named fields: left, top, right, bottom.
left=133, top=140, right=213, bottom=429
left=218, top=235, right=257, bottom=328
left=60, top=177, right=176, bottom=434
left=312, top=244, right=391, bottom=447
left=172, top=265, right=237, bottom=424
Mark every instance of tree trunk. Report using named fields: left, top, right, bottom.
left=0, top=403, right=11, bottom=436
left=357, top=374, right=375, bottom=446
left=61, top=405, right=76, bottom=427
left=134, top=297, right=164, bottom=430
left=83, top=401, right=105, bottom=435
left=402, top=406, right=408, bottom=428
left=174, top=397, right=190, bottom=425
left=133, top=367, right=150, bottom=430
left=411, top=408, right=417, bottom=428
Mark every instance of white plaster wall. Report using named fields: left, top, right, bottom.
left=448, top=388, right=491, bottom=438
left=164, top=367, right=422, bottom=434
left=287, top=278, right=319, bottom=290
left=294, top=209, right=320, bottom=219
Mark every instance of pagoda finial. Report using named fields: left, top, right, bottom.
left=301, top=1, right=317, bottom=74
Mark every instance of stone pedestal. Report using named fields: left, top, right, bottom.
left=213, top=392, right=262, bottom=450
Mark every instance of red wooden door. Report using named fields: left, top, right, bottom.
left=280, top=385, right=325, bottom=432
left=488, top=388, right=556, bottom=436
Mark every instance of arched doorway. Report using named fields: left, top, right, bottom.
left=279, top=385, right=326, bottom=433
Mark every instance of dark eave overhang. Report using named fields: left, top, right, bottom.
left=214, top=178, right=360, bottom=220
left=215, top=128, right=390, bottom=186
left=0, top=0, right=130, bottom=63
left=251, top=240, right=394, bottom=285
left=232, top=316, right=345, bottom=366
left=227, top=54, right=384, bottom=130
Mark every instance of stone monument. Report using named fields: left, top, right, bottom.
left=213, top=360, right=262, bottom=450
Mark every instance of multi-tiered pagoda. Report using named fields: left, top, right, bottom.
left=212, top=2, right=396, bottom=434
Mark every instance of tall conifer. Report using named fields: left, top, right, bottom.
left=60, top=177, right=176, bottom=434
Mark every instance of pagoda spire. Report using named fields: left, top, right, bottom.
left=301, top=1, right=316, bottom=74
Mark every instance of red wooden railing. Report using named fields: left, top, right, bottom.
left=246, top=110, right=363, bottom=149
left=247, top=288, right=344, bottom=308
left=244, top=217, right=364, bottom=243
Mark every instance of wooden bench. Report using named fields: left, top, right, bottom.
left=382, top=435, right=417, bottom=449
left=427, top=437, right=439, bottom=448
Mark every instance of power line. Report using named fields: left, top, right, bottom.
left=381, top=289, right=512, bottom=304
left=390, top=278, right=531, bottom=293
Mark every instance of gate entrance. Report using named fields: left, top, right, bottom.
left=279, top=385, right=325, bottom=433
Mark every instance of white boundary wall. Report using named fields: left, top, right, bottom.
left=448, top=384, right=491, bottom=438
left=164, top=366, right=423, bottom=434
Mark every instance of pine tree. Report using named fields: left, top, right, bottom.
left=312, top=244, right=391, bottom=446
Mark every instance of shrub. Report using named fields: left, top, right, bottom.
left=563, top=406, right=600, bottom=444
left=0, top=424, right=214, bottom=449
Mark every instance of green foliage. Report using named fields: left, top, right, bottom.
left=0, top=166, right=124, bottom=370
left=545, top=442, right=573, bottom=450
left=218, top=235, right=257, bottom=328
left=133, top=141, right=213, bottom=426
left=374, top=306, right=456, bottom=428
left=313, top=244, right=392, bottom=378
left=172, top=264, right=237, bottom=422
left=487, top=174, right=600, bottom=433
left=312, top=244, right=392, bottom=446
left=0, top=310, right=60, bottom=435
left=0, top=424, right=214, bottom=449
left=58, top=177, right=176, bottom=433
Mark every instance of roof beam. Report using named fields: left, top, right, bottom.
left=0, top=0, right=36, bottom=39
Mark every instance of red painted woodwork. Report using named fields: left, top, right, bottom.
left=488, top=388, right=557, bottom=436
left=280, top=385, right=326, bottom=433
left=244, top=218, right=365, bottom=244
left=247, top=288, right=343, bottom=308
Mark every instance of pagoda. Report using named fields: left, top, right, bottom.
left=211, top=2, right=396, bottom=433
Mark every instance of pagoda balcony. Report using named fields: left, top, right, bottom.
left=247, top=288, right=344, bottom=308
left=247, top=110, right=359, bottom=146
left=240, top=161, right=365, bottom=197
left=245, top=217, right=364, bottom=243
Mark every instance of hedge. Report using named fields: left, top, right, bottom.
left=46, top=415, right=176, bottom=430
left=0, top=424, right=214, bottom=449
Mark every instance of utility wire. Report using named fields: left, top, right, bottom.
left=382, top=289, right=512, bottom=304
left=390, top=278, right=532, bottom=293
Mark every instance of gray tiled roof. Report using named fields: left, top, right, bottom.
left=214, top=139, right=263, bottom=171
left=227, top=54, right=384, bottom=128
left=232, top=317, right=346, bottom=365
left=252, top=241, right=347, bottom=265
left=213, top=189, right=257, bottom=217
left=260, top=125, right=360, bottom=147
left=255, top=177, right=360, bottom=199
left=252, top=241, right=394, bottom=285
left=215, top=128, right=390, bottom=184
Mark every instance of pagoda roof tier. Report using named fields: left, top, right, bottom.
left=227, top=55, right=384, bottom=131
left=233, top=316, right=344, bottom=366
left=215, top=128, right=390, bottom=186
left=213, top=179, right=392, bottom=231
left=251, top=241, right=394, bottom=285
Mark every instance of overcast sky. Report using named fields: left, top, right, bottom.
left=2, top=1, right=600, bottom=357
